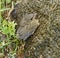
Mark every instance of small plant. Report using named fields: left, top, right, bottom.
left=0, top=20, right=19, bottom=57
left=0, top=20, right=16, bottom=36
left=0, top=0, right=23, bottom=58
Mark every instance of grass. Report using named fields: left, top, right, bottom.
left=0, top=0, right=2, bottom=24
left=0, top=0, right=22, bottom=58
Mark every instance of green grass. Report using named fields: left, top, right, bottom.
left=0, top=0, right=21, bottom=58
left=0, top=0, right=2, bottom=24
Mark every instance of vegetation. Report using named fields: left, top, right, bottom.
left=0, top=0, right=21, bottom=58
left=0, top=0, right=60, bottom=58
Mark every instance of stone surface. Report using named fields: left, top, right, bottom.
left=10, top=0, right=60, bottom=58
left=16, top=13, right=39, bottom=40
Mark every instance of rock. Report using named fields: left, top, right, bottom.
left=16, top=13, right=39, bottom=40
left=10, top=0, right=60, bottom=58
